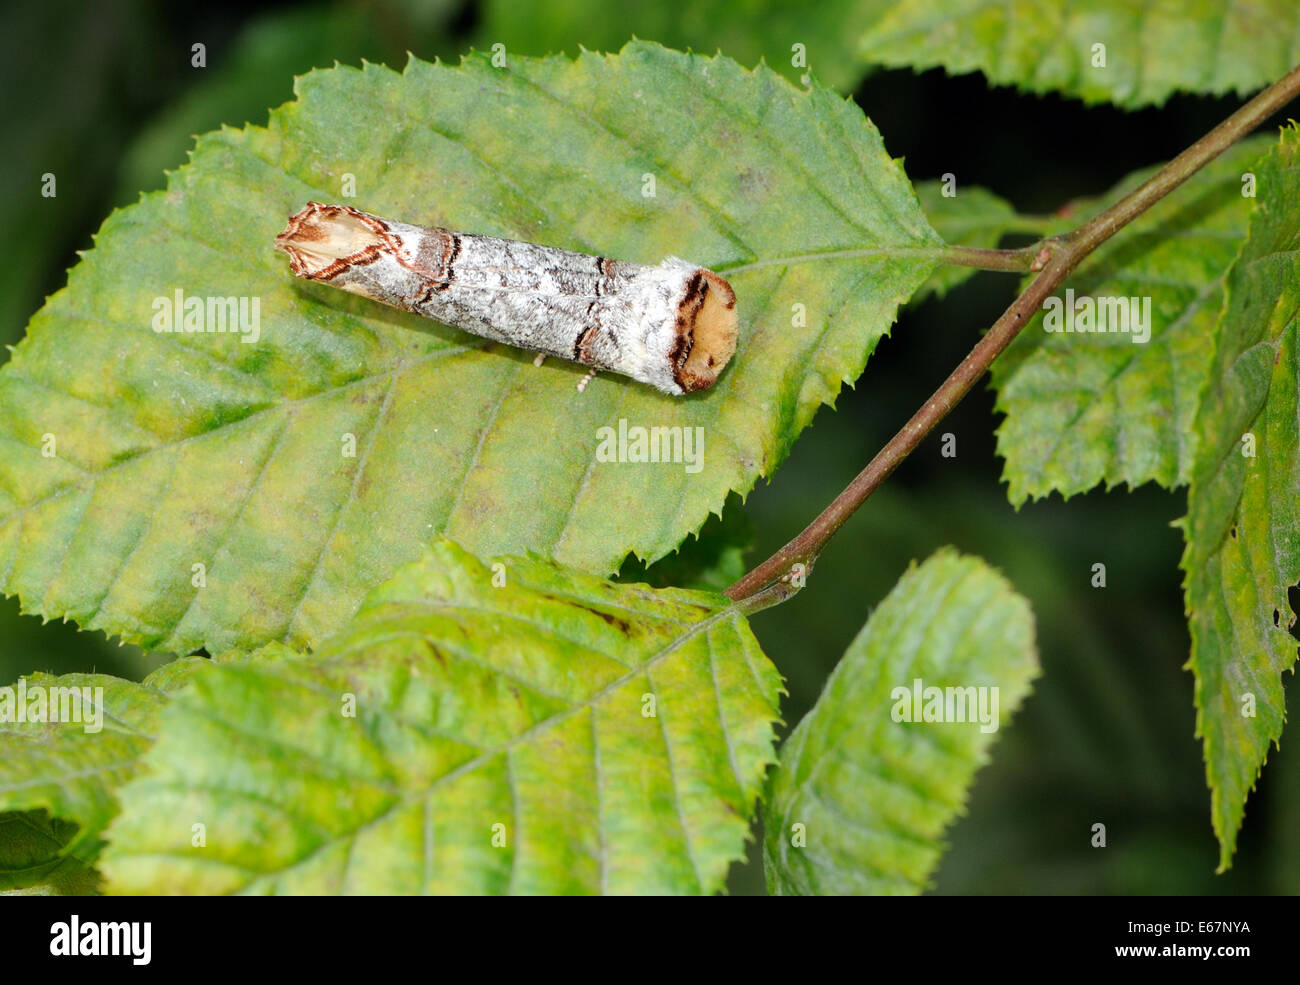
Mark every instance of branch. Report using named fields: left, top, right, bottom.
left=726, top=62, right=1300, bottom=603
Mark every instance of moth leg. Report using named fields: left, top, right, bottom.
left=532, top=352, right=547, bottom=367
left=576, top=367, right=599, bottom=392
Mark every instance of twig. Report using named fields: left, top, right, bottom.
left=726, top=63, right=1300, bottom=603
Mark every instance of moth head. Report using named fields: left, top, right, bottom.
left=671, top=268, right=739, bottom=393
left=275, top=202, right=391, bottom=280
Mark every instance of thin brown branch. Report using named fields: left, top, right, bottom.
left=726, top=63, right=1300, bottom=603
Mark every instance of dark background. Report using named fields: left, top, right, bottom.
left=1, top=0, right=1295, bottom=895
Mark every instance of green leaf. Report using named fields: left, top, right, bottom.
left=763, top=549, right=1038, bottom=895
left=993, top=136, right=1268, bottom=504
left=0, top=811, right=101, bottom=895
left=911, top=179, right=1049, bottom=303
left=0, top=659, right=209, bottom=878
left=0, top=43, right=941, bottom=657
left=858, top=0, right=1300, bottom=108
left=478, top=0, right=878, bottom=92
left=1180, top=124, right=1300, bottom=871
left=101, top=539, right=783, bottom=894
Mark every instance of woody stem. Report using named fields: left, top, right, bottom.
left=726, top=61, right=1300, bottom=604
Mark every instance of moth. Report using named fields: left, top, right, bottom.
left=275, top=202, right=739, bottom=395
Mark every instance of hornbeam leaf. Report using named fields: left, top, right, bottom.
left=482, top=0, right=1300, bottom=109
left=764, top=549, right=1038, bottom=895
left=0, top=811, right=101, bottom=895
left=0, top=659, right=210, bottom=880
left=477, top=0, right=877, bottom=91
left=0, top=42, right=941, bottom=657
left=100, top=539, right=783, bottom=895
left=858, top=0, right=1300, bottom=108
left=1180, top=124, right=1300, bottom=870
left=993, top=136, right=1269, bottom=504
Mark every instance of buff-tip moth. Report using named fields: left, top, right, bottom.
left=275, top=202, right=739, bottom=395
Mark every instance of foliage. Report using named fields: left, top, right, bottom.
left=2, top=3, right=1296, bottom=895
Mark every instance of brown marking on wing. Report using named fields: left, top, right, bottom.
left=670, top=268, right=738, bottom=393
left=274, top=202, right=407, bottom=281
left=573, top=303, right=601, bottom=363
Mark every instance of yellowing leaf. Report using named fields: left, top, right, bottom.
left=860, top=0, right=1300, bottom=108
left=101, top=540, right=782, bottom=895
left=994, top=137, right=1269, bottom=503
left=0, top=43, right=941, bottom=657
left=0, top=659, right=209, bottom=880
left=764, top=549, right=1037, bottom=894
left=1181, top=124, right=1300, bottom=870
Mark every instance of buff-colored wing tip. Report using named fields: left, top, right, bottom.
left=275, top=202, right=387, bottom=279
left=673, top=269, right=738, bottom=393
